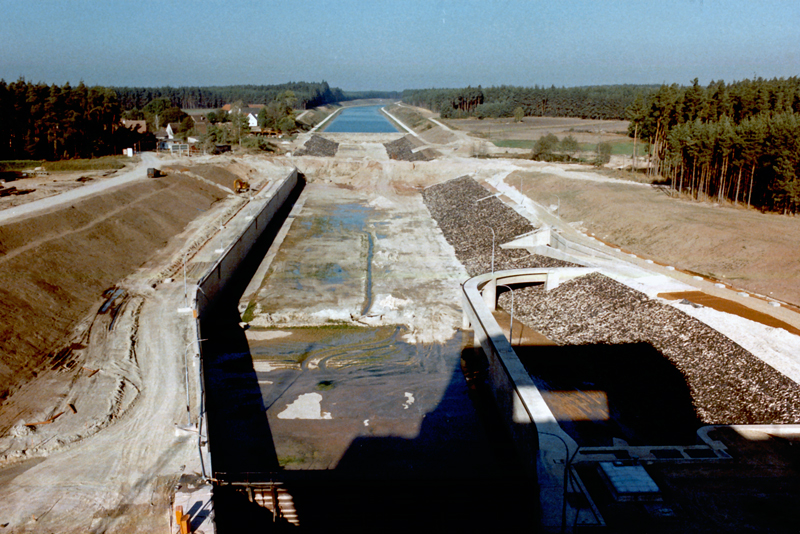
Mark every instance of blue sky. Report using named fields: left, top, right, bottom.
left=1, top=0, right=798, bottom=90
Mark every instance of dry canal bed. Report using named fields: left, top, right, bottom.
left=205, top=174, right=534, bottom=529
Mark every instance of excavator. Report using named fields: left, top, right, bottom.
left=233, top=178, right=250, bottom=193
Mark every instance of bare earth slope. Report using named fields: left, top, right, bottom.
left=514, top=170, right=800, bottom=306
left=0, top=173, right=227, bottom=403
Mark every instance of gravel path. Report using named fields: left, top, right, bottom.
left=424, top=175, right=800, bottom=425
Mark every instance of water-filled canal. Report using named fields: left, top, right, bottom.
left=323, top=105, right=399, bottom=133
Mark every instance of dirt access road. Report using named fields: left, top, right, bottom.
left=0, top=155, right=282, bottom=532
left=0, top=153, right=160, bottom=223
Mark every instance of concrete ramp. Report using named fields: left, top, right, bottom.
left=335, top=142, right=390, bottom=160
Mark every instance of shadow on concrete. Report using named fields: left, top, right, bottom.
left=201, top=177, right=304, bottom=475
left=514, top=342, right=701, bottom=446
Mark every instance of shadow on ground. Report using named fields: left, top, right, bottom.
left=212, top=351, right=538, bottom=533
left=513, top=341, right=702, bottom=447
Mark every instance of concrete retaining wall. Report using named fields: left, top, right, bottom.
left=185, top=168, right=298, bottom=480
left=196, top=169, right=298, bottom=316
left=462, top=268, right=595, bottom=533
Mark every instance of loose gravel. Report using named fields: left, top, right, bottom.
left=422, top=175, right=575, bottom=274
left=424, top=175, right=800, bottom=425
left=384, top=137, right=433, bottom=162
left=296, top=135, right=339, bottom=157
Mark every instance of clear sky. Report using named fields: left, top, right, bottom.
left=1, top=0, right=798, bottom=91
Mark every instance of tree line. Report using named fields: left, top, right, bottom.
left=402, top=84, right=653, bottom=120
left=112, top=81, right=348, bottom=111
left=0, top=79, right=141, bottom=160
left=0, top=79, right=357, bottom=161
left=628, top=77, right=800, bottom=213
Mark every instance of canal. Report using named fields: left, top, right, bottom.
left=322, top=105, right=399, bottom=133
left=203, top=177, right=536, bottom=531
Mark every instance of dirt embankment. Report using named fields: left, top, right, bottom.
left=426, top=176, right=800, bottom=426
left=0, top=173, right=228, bottom=402
left=515, top=171, right=800, bottom=306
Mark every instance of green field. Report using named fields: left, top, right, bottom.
left=493, top=139, right=649, bottom=156
left=0, top=160, right=44, bottom=171
left=578, top=141, right=649, bottom=155
left=1, top=155, right=133, bottom=173
left=491, top=139, right=536, bottom=149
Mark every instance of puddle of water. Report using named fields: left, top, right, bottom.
left=250, top=325, right=427, bottom=374
left=362, top=232, right=374, bottom=315
left=274, top=202, right=388, bottom=316
left=247, top=325, right=474, bottom=469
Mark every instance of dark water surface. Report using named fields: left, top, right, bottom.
left=323, top=105, right=399, bottom=133
left=208, top=324, right=535, bottom=531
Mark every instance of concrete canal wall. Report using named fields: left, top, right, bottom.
left=461, top=268, right=596, bottom=533
left=175, top=167, right=298, bottom=532
left=195, top=169, right=299, bottom=315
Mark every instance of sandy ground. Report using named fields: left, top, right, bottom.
left=245, top=157, right=468, bottom=343
left=0, top=107, right=799, bottom=531
left=0, top=282, right=199, bottom=533
left=511, top=170, right=800, bottom=306
left=0, top=155, right=287, bottom=532
left=0, top=154, right=157, bottom=222
left=0, top=162, right=229, bottom=410
left=443, top=115, right=629, bottom=143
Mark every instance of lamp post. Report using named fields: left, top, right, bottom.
left=183, top=338, right=207, bottom=426
left=183, top=251, right=188, bottom=308
left=497, top=284, right=514, bottom=344
left=485, top=225, right=496, bottom=274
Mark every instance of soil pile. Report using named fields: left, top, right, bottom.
left=514, top=171, right=800, bottom=305
left=296, top=135, right=339, bottom=157
left=0, top=173, right=228, bottom=402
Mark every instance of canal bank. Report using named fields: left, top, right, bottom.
left=172, top=165, right=301, bottom=532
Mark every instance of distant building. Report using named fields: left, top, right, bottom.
left=221, top=104, right=264, bottom=130
left=227, top=107, right=259, bottom=129
left=187, top=122, right=209, bottom=145
left=165, top=123, right=181, bottom=140
left=188, top=113, right=208, bottom=125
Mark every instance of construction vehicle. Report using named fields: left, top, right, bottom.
left=147, top=168, right=163, bottom=178
left=234, top=179, right=250, bottom=193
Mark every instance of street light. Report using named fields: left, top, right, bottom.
left=497, top=284, right=514, bottom=344
left=183, top=338, right=207, bottom=426
left=485, top=225, right=496, bottom=273
left=183, top=251, right=188, bottom=308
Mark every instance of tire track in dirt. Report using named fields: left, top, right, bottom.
left=0, top=178, right=190, bottom=266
